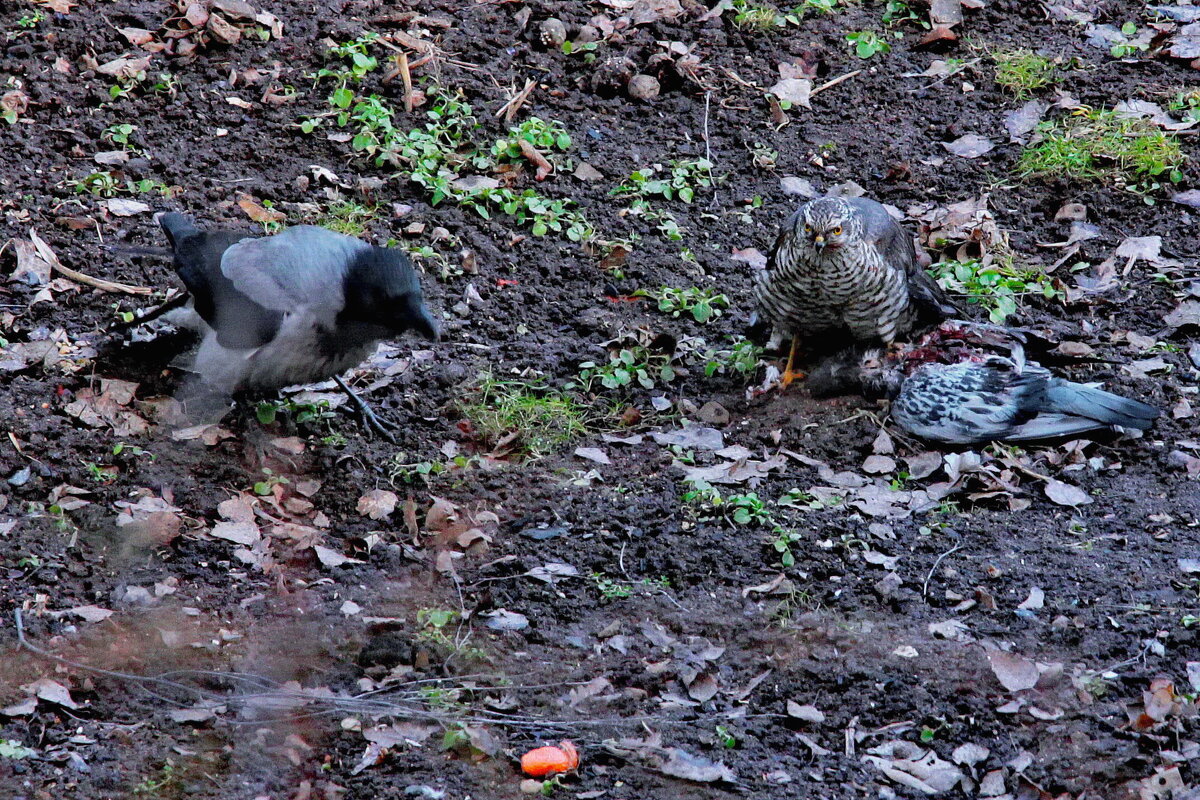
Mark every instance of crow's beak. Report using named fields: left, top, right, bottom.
left=414, top=305, right=441, bottom=343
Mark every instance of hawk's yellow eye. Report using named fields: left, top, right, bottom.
left=803, top=224, right=812, bottom=233
left=832, top=226, right=843, bottom=236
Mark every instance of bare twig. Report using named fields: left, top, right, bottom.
left=497, top=78, right=536, bottom=122
left=811, top=69, right=862, bottom=98
left=922, top=542, right=964, bottom=598
left=702, top=91, right=712, bottom=165
left=398, top=52, right=413, bottom=113
left=30, top=229, right=151, bottom=295
left=518, top=139, right=553, bottom=180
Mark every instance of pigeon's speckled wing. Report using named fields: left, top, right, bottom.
left=220, top=225, right=374, bottom=315
left=893, top=357, right=1160, bottom=443
left=846, top=197, right=959, bottom=323
left=894, top=358, right=1042, bottom=443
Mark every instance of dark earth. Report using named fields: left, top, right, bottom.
left=1, top=0, right=1199, bottom=798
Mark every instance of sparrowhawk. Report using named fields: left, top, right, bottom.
left=754, top=196, right=957, bottom=385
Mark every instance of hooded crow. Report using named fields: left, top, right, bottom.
left=154, top=212, right=439, bottom=440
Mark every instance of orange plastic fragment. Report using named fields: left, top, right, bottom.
left=520, top=740, right=580, bottom=777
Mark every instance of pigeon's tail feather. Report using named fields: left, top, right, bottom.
left=1045, top=380, right=1160, bottom=431
left=157, top=212, right=200, bottom=249
left=1004, top=414, right=1118, bottom=442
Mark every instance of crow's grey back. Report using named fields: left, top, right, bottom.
left=220, top=225, right=374, bottom=314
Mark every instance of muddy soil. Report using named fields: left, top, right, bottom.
left=1, top=1, right=1199, bottom=799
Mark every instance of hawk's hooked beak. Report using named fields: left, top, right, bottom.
left=812, top=234, right=826, bottom=251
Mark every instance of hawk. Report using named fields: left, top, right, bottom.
left=754, top=196, right=956, bottom=385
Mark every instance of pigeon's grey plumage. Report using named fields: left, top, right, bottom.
left=155, top=213, right=438, bottom=438
left=754, top=196, right=956, bottom=350
left=811, top=321, right=1160, bottom=444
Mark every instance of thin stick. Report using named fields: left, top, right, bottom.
left=31, top=229, right=151, bottom=296
left=811, top=69, right=862, bottom=97
left=702, top=91, right=712, bottom=164
left=497, top=78, right=536, bottom=122
left=398, top=52, right=413, bottom=113
left=922, top=542, right=964, bottom=598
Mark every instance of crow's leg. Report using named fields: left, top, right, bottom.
left=780, top=335, right=805, bottom=388
left=333, top=375, right=398, bottom=444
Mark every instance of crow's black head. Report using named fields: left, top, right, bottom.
left=340, top=247, right=439, bottom=341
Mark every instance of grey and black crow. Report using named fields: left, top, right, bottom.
left=155, top=213, right=439, bottom=440
left=808, top=321, right=1159, bottom=444
left=753, top=196, right=957, bottom=386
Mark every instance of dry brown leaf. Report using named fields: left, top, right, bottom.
left=1044, top=479, right=1092, bottom=507
left=95, top=55, right=151, bottom=79
left=314, top=544, right=364, bottom=567
left=357, top=489, right=398, bottom=520
left=237, top=194, right=285, bottom=224
left=986, top=649, right=1038, bottom=692
left=210, top=521, right=261, bottom=546
left=23, top=678, right=79, bottom=709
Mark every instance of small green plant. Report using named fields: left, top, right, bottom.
left=70, top=171, right=121, bottom=197
left=81, top=460, right=117, bottom=484
left=1167, top=89, right=1200, bottom=125
left=113, top=442, right=154, bottom=460
left=252, top=469, right=289, bottom=496
left=1110, top=22, right=1148, bottom=58
left=992, top=50, right=1059, bottom=97
left=1017, top=107, right=1185, bottom=189
left=16, top=9, right=46, bottom=28
left=66, top=171, right=179, bottom=198
left=726, top=493, right=772, bottom=526
left=323, top=32, right=380, bottom=82
left=776, top=488, right=819, bottom=509
left=387, top=455, right=446, bottom=486
left=730, top=0, right=781, bottom=30
left=636, top=286, right=730, bottom=324
left=304, top=82, right=596, bottom=242
left=415, top=609, right=487, bottom=665
left=792, top=0, right=841, bottom=14
left=0, top=739, right=35, bottom=759
left=108, top=67, right=148, bottom=101
left=574, top=345, right=677, bottom=392
left=749, top=142, right=778, bottom=170
left=613, top=159, right=715, bottom=203
left=491, top=117, right=571, bottom=159
left=103, top=123, right=137, bottom=147
left=255, top=398, right=337, bottom=427
left=317, top=200, right=378, bottom=236
left=682, top=478, right=724, bottom=511
left=17, top=553, right=42, bottom=569
left=630, top=201, right=684, bottom=241
left=703, top=337, right=763, bottom=379
left=590, top=572, right=633, bottom=599
left=771, top=527, right=803, bottom=567
left=846, top=30, right=890, bottom=59
left=562, top=39, right=599, bottom=57
left=132, top=762, right=179, bottom=795
left=928, top=257, right=1063, bottom=323
left=150, top=72, right=180, bottom=96
left=459, top=374, right=592, bottom=457
left=715, top=725, right=737, bottom=748
left=881, top=0, right=922, bottom=27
